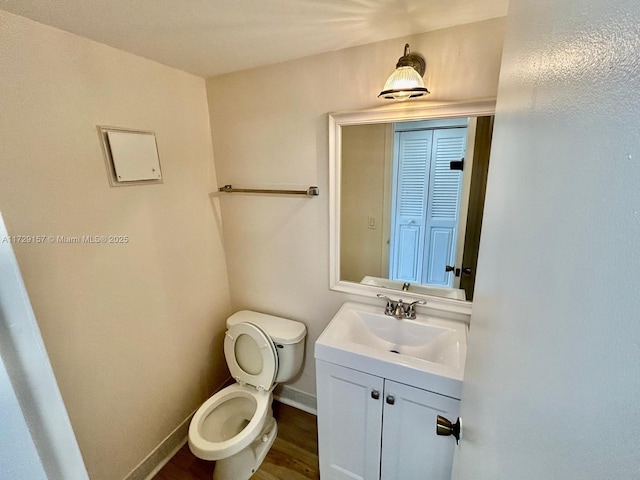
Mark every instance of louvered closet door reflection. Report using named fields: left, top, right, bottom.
left=422, top=128, right=466, bottom=287
left=389, top=130, right=431, bottom=283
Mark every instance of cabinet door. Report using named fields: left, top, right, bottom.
left=316, top=361, right=384, bottom=480
left=380, top=381, right=460, bottom=480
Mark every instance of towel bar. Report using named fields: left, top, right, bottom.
left=217, top=185, right=319, bottom=196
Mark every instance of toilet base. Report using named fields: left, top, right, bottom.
left=212, top=416, right=278, bottom=480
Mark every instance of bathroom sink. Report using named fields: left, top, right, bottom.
left=315, top=302, right=467, bottom=399
left=336, top=309, right=461, bottom=365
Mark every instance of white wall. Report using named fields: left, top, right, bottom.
left=0, top=214, right=87, bottom=480
left=206, top=18, right=505, bottom=395
left=0, top=10, right=231, bottom=480
left=0, top=356, right=48, bottom=480
left=454, top=0, right=640, bottom=478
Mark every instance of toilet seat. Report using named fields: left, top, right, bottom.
left=188, top=383, right=272, bottom=461
left=224, top=322, right=278, bottom=391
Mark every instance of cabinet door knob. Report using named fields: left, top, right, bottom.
left=371, top=389, right=380, bottom=400
left=386, top=395, right=395, bottom=405
left=436, top=415, right=461, bottom=444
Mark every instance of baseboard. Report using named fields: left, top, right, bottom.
left=123, top=415, right=191, bottom=480
left=124, top=378, right=233, bottom=480
left=273, top=385, right=317, bottom=415
left=123, top=380, right=315, bottom=480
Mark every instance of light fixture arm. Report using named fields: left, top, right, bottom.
left=396, top=43, right=426, bottom=77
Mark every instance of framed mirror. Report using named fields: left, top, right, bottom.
left=329, top=99, right=496, bottom=314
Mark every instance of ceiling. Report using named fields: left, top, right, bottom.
left=1, top=0, right=509, bottom=78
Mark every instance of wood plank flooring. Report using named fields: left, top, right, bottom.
left=152, top=402, right=319, bottom=480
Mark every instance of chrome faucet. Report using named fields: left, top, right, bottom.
left=377, top=294, right=426, bottom=319
left=402, top=282, right=410, bottom=291
left=394, top=299, right=406, bottom=317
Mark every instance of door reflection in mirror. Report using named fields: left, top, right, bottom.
left=340, top=116, right=493, bottom=301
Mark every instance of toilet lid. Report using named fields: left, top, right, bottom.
left=224, top=322, right=278, bottom=391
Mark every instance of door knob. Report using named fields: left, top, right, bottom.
left=445, top=265, right=455, bottom=272
left=436, top=415, right=461, bottom=444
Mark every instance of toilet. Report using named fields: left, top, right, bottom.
left=188, top=310, right=307, bottom=480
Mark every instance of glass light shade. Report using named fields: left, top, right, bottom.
left=378, top=66, right=430, bottom=101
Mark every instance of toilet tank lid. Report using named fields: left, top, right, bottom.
left=227, top=311, right=306, bottom=344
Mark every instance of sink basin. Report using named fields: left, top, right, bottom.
left=315, top=302, right=467, bottom=399
left=335, top=308, right=461, bottom=366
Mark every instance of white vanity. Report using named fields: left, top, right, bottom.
left=317, top=99, right=493, bottom=479
left=315, top=301, right=467, bottom=480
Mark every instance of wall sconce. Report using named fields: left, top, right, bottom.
left=378, top=44, right=429, bottom=101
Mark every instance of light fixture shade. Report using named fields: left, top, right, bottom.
left=379, top=66, right=430, bottom=101
left=378, top=43, right=430, bottom=101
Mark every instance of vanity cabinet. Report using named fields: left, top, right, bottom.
left=316, top=360, right=460, bottom=480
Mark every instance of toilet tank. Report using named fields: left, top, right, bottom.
left=227, top=311, right=306, bottom=383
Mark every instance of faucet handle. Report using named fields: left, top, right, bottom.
left=405, top=299, right=427, bottom=319
left=376, top=294, right=395, bottom=316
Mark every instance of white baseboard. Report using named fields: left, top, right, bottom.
left=123, top=378, right=233, bottom=480
left=123, top=411, right=193, bottom=480
left=141, top=437, right=188, bottom=480
left=273, top=385, right=317, bottom=416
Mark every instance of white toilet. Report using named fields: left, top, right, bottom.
left=188, top=310, right=306, bottom=480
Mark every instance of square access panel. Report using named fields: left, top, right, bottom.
left=98, top=126, right=163, bottom=186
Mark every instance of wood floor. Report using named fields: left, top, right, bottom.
left=152, top=402, right=319, bottom=480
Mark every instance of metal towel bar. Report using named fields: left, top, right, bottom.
left=217, top=184, right=319, bottom=196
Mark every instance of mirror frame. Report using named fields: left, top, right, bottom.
left=329, top=98, right=496, bottom=315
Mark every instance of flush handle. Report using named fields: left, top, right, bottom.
left=386, top=395, right=395, bottom=405
left=371, top=389, right=380, bottom=400
left=436, top=415, right=461, bottom=445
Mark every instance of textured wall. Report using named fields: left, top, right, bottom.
left=206, top=18, right=506, bottom=395
left=454, top=0, right=640, bottom=477
left=0, top=10, right=231, bottom=480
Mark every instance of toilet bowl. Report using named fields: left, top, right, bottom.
left=188, top=383, right=272, bottom=461
left=188, top=311, right=306, bottom=480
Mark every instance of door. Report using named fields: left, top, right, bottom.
left=0, top=213, right=89, bottom=479
left=380, top=380, right=460, bottom=480
left=316, top=361, right=384, bottom=480
left=452, top=2, right=640, bottom=479
left=422, top=128, right=467, bottom=287
left=459, top=116, right=493, bottom=299
left=389, top=129, right=431, bottom=283
left=389, top=127, right=466, bottom=286
left=0, top=352, right=47, bottom=479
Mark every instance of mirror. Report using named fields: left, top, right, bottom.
left=329, top=100, right=495, bottom=313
